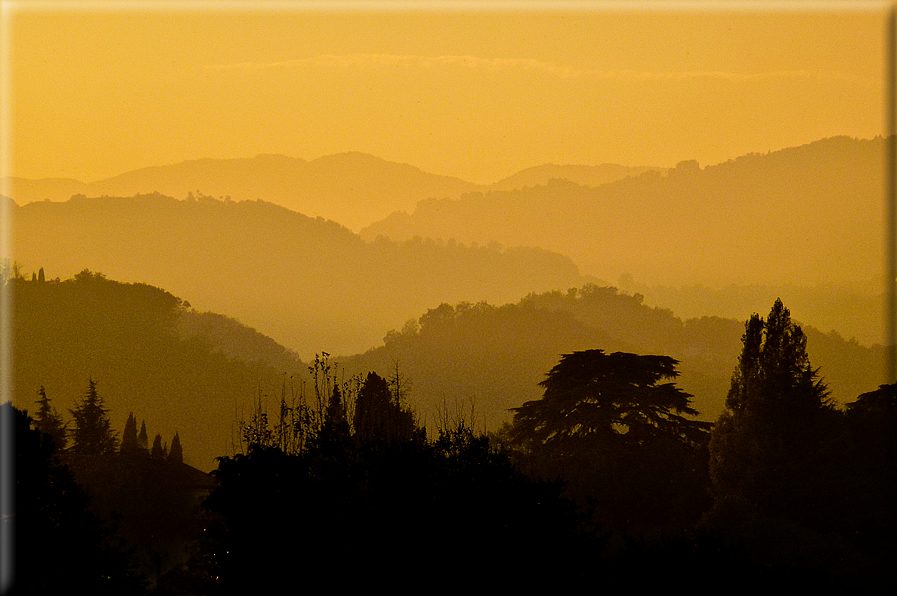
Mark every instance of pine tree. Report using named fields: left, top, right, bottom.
left=68, top=378, right=117, bottom=455
left=34, top=386, right=67, bottom=452
left=168, top=432, right=183, bottom=464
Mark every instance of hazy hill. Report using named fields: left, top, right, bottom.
left=3, top=177, right=90, bottom=203
left=9, top=272, right=306, bottom=472
left=4, top=154, right=659, bottom=232
left=361, top=136, right=883, bottom=288
left=360, top=136, right=885, bottom=345
left=4, top=153, right=477, bottom=231
left=338, top=285, right=886, bottom=430
left=12, top=193, right=590, bottom=357
left=489, top=163, right=665, bottom=192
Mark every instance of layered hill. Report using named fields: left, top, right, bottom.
left=362, top=136, right=883, bottom=289
left=3, top=154, right=657, bottom=232
left=11, top=271, right=883, bottom=475
left=11, top=193, right=590, bottom=357
left=489, top=163, right=664, bottom=192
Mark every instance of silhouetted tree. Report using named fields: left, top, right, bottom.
left=168, top=432, right=183, bottom=464
left=709, top=299, right=837, bottom=524
left=201, top=418, right=597, bottom=593
left=509, top=349, right=711, bottom=534
left=321, top=385, right=350, bottom=443
left=37, top=267, right=45, bottom=283
left=839, top=383, right=897, bottom=555
left=354, top=371, right=416, bottom=444
left=120, top=412, right=140, bottom=455
left=68, top=378, right=118, bottom=455
left=151, top=434, right=167, bottom=460
left=511, top=349, right=709, bottom=449
left=34, top=385, right=67, bottom=452
left=137, top=420, right=149, bottom=451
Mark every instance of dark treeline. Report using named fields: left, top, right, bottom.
left=5, top=304, right=896, bottom=592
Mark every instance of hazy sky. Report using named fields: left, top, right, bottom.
left=2, top=1, right=889, bottom=184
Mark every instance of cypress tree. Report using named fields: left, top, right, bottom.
left=120, top=412, right=139, bottom=455
left=151, top=434, right=167, bottom=459
left=138, top=420, right=149, bottom=451
left=169, top=432, right=183, bottom=464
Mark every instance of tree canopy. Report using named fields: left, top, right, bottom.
left=724, top=298, right=831, bottom=420
left=508, top=349, right=712, bottom=535
left=510, top=349, right=710, bottom=451
left=353, top=371, right=416, bottom=444
left=709, top=299, right=839, bottom=530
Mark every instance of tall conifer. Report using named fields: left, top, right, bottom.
left=68, top=378, right=117, bottom=455
left=34, top=386, right=67, bottom=452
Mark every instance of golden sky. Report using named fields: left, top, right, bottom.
left=2, top=1, right=890, bottom=184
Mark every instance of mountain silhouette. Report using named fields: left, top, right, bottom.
left=359, top=136, right=885, bottom=345
left=4, top=153, right=477, bottom=231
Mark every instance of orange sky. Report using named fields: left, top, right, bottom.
left=2, top=1, right=889, bottom=184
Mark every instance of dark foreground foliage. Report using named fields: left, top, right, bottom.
left=174, top=425, right=601, bottom=594
left=3, top=403, right=148, bottom=595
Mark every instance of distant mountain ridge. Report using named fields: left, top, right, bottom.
left=489, top=163, right=664, bottom=192
left=3, top=153, right=660, bottom=231
left=361, top=136, right=883, bottom=288
left=7, top=136, right=885, bottom=347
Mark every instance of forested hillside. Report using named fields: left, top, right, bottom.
left=338, top=285, right=886, bottom=429
left=11, top=267, right=884, bottom=472
left=10, top=270, right=305, bottom=471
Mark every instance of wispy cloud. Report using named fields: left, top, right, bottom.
left=209, top=53, right=582, bottom=77
left=207, top=53, right=881, bottom=88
